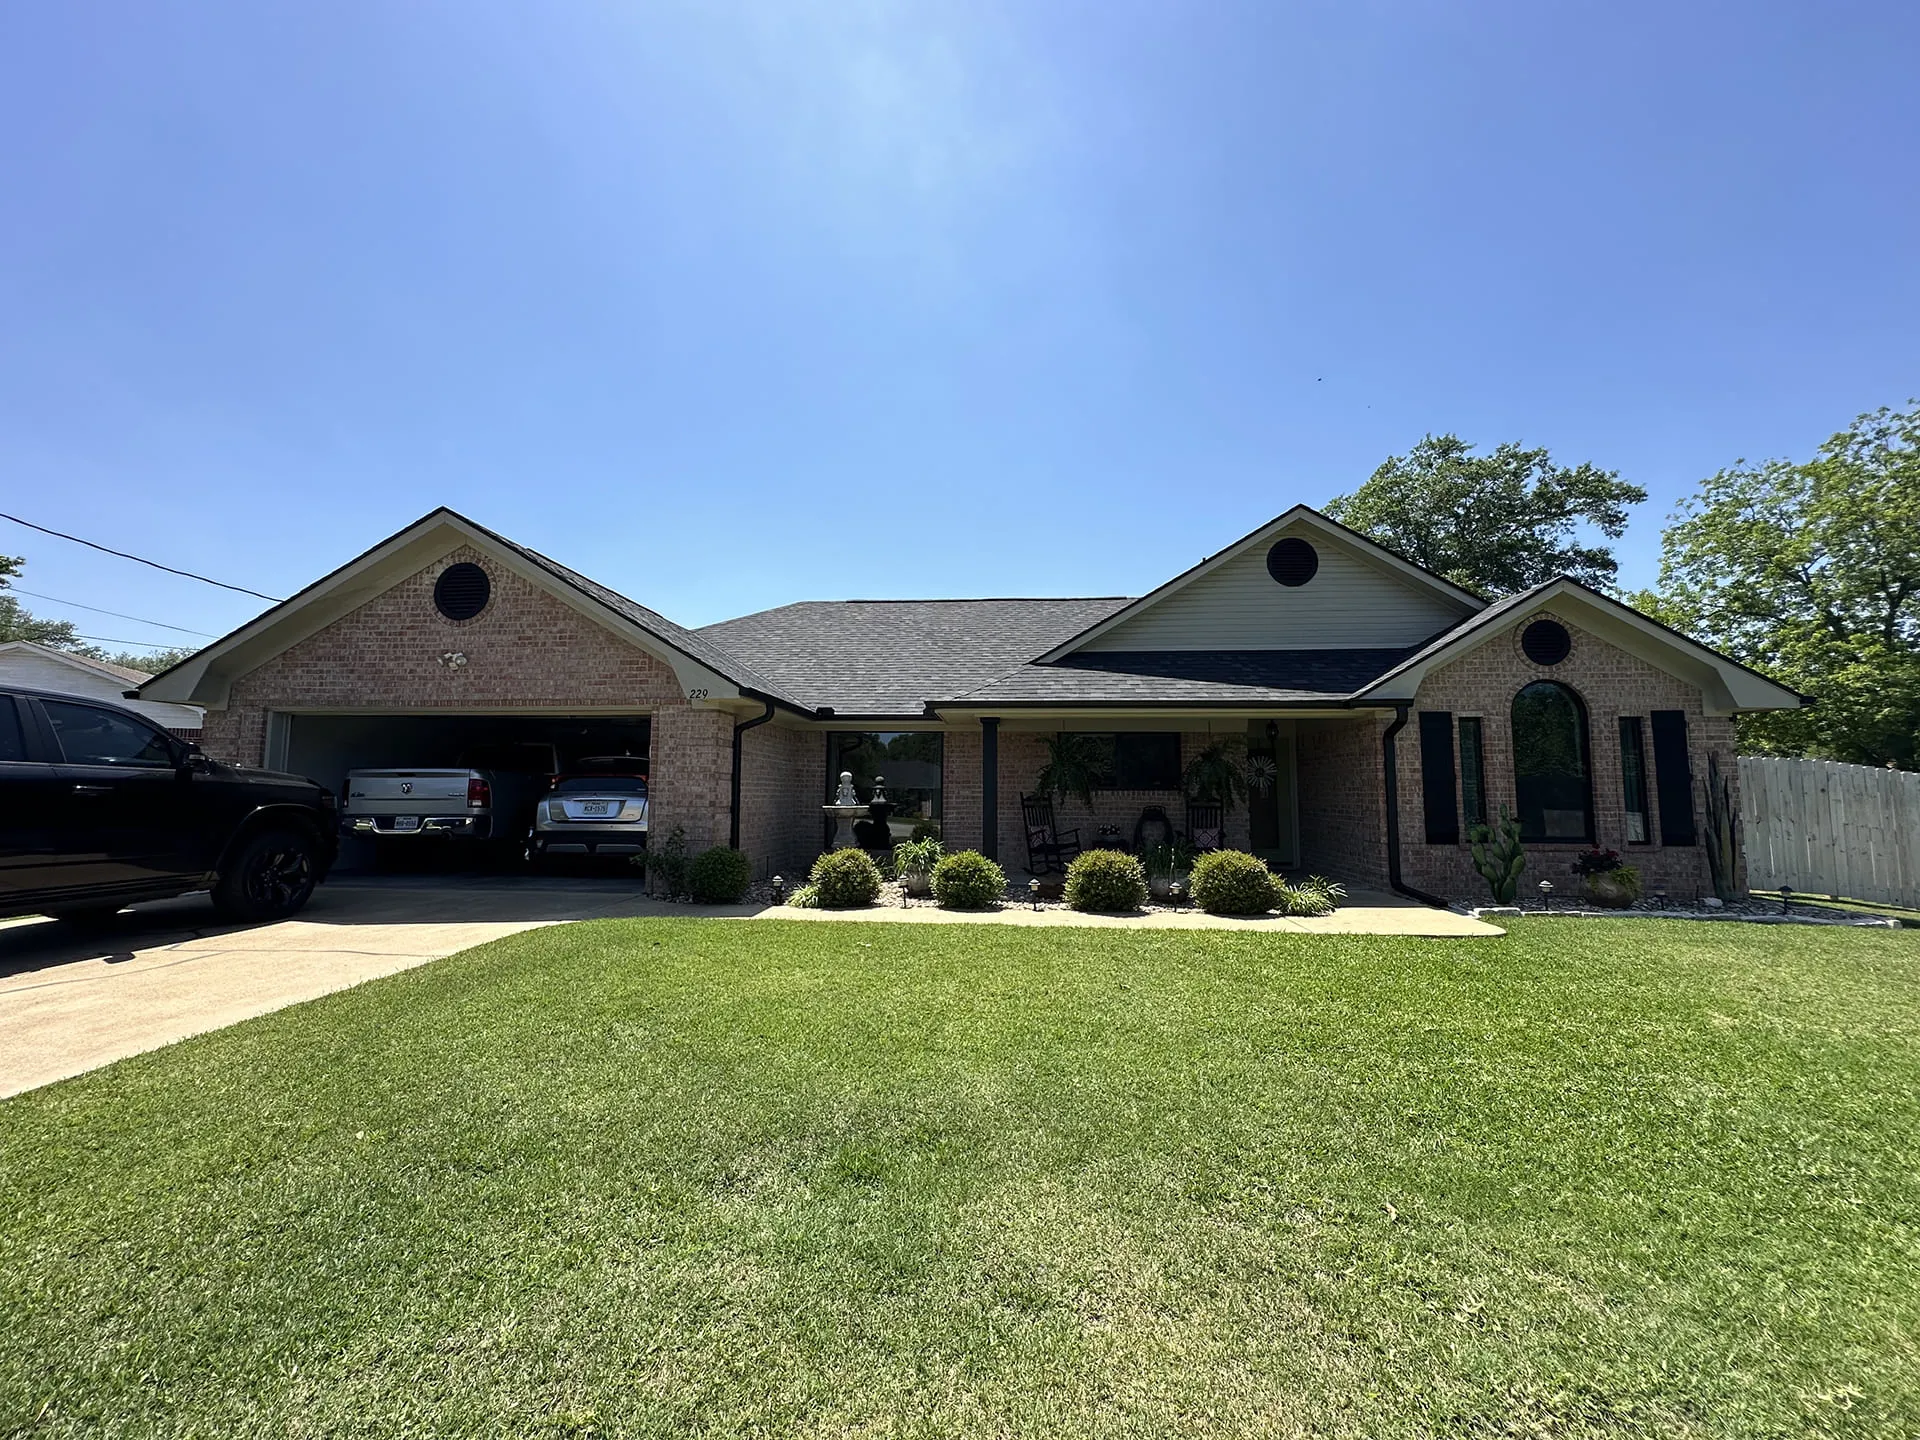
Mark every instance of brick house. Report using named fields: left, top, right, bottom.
left=139, top=506, right=1803, bottom=903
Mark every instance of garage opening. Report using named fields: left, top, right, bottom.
left=282, top=713, right=651, bottom=874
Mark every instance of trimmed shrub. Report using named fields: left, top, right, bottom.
left=931, top=850, right=1005, bottom=910
left=1063, top=849, right=1148, bottom=913
left=809, top=848, right=883, bottom=909
left=1189, top=849, right=1281, bottom=915
left=687, top=846, right=752, bottom=904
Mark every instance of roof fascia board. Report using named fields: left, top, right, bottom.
left=1033, top=505, right=1483, bottom=663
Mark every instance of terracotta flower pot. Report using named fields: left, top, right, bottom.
left=1581, top=872, right=1638, bottom=909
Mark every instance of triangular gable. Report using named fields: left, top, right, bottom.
left=1353, top=577, right=1806, bottom=714
left=1036, top=506, right=1484, bottom=661
left=138, top=508, right=807, bottom=711
left=0, top=640, right=152, bottom=686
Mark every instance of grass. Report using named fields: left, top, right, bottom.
left=2, top=918, right=1918, bottom=1438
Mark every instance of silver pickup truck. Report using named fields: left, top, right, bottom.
left=342, top=744, right=554, bottom=850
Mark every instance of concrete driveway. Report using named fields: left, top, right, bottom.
left=0, top=876, right=697, bottom=1098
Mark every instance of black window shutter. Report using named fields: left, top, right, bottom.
left=1649, top=710, right=1696, bottom=846
left=1418, top=710, right=1459, bottom=843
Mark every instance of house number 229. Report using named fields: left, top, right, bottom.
left=686, top=688, right=709, bottom=701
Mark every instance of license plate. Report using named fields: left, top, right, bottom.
left=579, top=802, right=612, bottom=816
left=391, top=815, right=422, bottom=832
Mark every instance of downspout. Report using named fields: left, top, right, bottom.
left=729, top=698, right=777, bottom=851
left=1380, top=703, right=1451, bottom=909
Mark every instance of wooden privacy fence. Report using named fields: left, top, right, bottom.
left=1740, top=756, right=1920, bottom=908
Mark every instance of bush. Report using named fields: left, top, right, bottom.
left=809, top=848, right=883, bottom=909
left=646, top=826, right=691, bottom=899
left=1063, top=849, right=1148, bottom=912
left=892, top=836, right=944, bottom=879
left=787, top=884, right=820, bottom=909
left=931, top=850, right=1005, bottom=910
left=686, top=846, right=751, bottom=904
left=1189, top=849, right=1281, bottom=915
left=1279, top=874, right=1347, bottom=917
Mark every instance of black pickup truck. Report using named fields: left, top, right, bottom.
left=0, top=685, right=338, bottom=925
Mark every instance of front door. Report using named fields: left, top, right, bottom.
left=1246, top=721, right=1297, bottom=869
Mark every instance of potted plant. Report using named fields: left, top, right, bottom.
left=892, top=836, right=944, bottom=897
left=1034, top=733, right=1111, bottom=808
left=1572, top=847, right=1641, bottom=908
left=1143, top=838, right=1196, bottom=901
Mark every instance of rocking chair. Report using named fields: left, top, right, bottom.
left=1020, top=794, right=1083, bottom=875
left=1185, top=802, right=1225, bottom=852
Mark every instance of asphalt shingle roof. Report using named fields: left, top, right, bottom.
left=696, top=598, right=1134, bottom=716
left=938, top=648, right=1422, bottom=707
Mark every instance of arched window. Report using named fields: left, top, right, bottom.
left=1511, top=681, right=1592, bottom=843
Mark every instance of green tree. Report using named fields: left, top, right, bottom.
left=94, top=645, right=201, bottom=675
left=0, top=555, right=84, bottom=648
left=1326, top=435, right=1646, bottom=596
left=1644, top=403, right=1920, bottom=768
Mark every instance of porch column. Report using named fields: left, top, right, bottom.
left=980, top=717, right=1000, bottom=861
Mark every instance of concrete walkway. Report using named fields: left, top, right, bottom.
left=0, top=877, right=706, bottom=1099
left=754, top=889, right=1504, bottom=938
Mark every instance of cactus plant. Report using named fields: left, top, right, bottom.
left=1702, top=752, right=1739, bottom=903
left=1469, top=809, right=1527, bottom=904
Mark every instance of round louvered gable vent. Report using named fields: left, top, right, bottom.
left=1521, top=618, right=1572, bottom=666
left=434, top=562, right=491, bottom=622
left=1266, top=537, right=1319, bottom=587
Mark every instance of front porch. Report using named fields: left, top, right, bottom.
left=941, top=713, right=1395, bottom=887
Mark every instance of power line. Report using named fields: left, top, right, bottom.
left=0, top=512, right=283, bottom=602
left=8, top=588, right=218, bottom=637
left=68, top=634, right=195, bottom=651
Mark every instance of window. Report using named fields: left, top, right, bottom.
left=1619, top=717, right=1651, bottom=844
left=1062, top=732, right=1183, bottom=790
left=1510, top=681, right=1591, bottom=843
left=42, top=700, right=176, bottom=768
left=1418, top=711, right=1458, bottom=843
left=0, top=698, right=27, bottom=763
left=1458, top=716, right=1487, bottom=832
left=828, top=732, right=943, bottom=840
left=1649, top=710, right=1697, bottom=846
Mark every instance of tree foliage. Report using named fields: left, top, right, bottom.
left=1645, top=403, right=1920, bottom=768
left=0, top=554, right=84, bottom=649
left=1326, top=435, right=1646, bottom=596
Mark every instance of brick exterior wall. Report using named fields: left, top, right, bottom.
left=197, top=544, right=737, bottom=850
left=738, top=720, right=825, bottom=880
left=1297, top=716, right=1391, bottom=885
left=1394, top=610, right=1740, bottom=902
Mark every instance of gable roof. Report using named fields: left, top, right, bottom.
left=697, top=597, right=1132, bottom=717
left=0, top=640, right=152, bottom=686
left=1034, top=505, right=1485, bottom=662
left=138, top=508, right=810, bottom=711
left=1352, top=576, right=1807, bottom=712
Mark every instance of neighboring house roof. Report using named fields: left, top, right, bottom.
left=0, top=640, right=153, bottom=687
left=697, top=598, right=1133, bottom=717
left=0, top=641, right=206, bottom=727
left=934, top=648, right=1421, bottom=709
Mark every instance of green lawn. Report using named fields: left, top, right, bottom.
left=3, top=919, right=1918, bottom=1438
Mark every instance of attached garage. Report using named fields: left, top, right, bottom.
left=135, top=509, right=816, bottom=880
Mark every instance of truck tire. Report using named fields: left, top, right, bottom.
left=212, top=826, right=320, bottom=923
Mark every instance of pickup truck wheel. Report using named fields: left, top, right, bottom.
left=212, top=827, right=319, bottom=923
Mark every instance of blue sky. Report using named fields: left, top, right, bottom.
left=2, top=1, right=1915, bottom=653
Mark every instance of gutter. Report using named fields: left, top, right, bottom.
left=729, top=699, right=777, bottom=850
left=1380, top=703, right=1451, bottom=909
